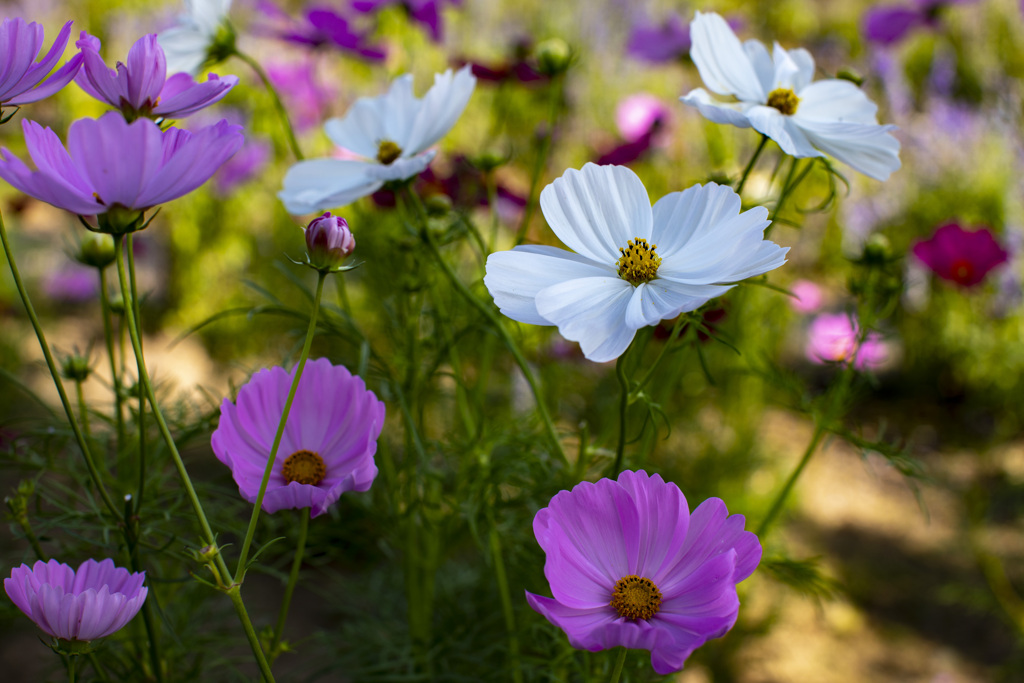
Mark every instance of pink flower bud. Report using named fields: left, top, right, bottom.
left=304, top=212, right=355, bottom=270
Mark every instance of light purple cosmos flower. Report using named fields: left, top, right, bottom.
left=44, top=262, right=99, bottom=302
left=213, top=136, right=271, bottom=196
left=212, top=358, right=385, bottom=518
left=352, top=0, right=462, bottom=42
left=911, top=222, right=1009, bottom=287
left=863, top=0, right=976, bottom=45
left=806, top=312, right=888, bottom=369
left=0, top=112, right=243, bottom=229
left=0, top=19, right=85, bottom=114
left=75, top=33, right=237, bottom=121
left=526, top=470, right=761, bottom=675
left=5, top=559, right=148, bottom=642
left=626, top=14, right=691, bottom=64
left=256, top=1, right=387, bottom=60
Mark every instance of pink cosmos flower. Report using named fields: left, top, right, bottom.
left=526, top=470, right=761, bottom=675
left=75, top=33, right=238, bottom=121
left=806, top=312, right=888, bottom=369
left=616, top=94, right=670, bottom=143
left=789, top=279, right=823, bottom=313
left=911, top=222, right=1009, bottom=287
left=212, top=358, right=385, bottom=518
left=5, top=559, right=148, bottom=641
left=0, top=19, right=85, bottom=112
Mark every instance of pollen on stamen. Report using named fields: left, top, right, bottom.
left=376, top=139, right=403, bottom=165
left=617, top=238, right=662, bottom=286
left=610, top=575, right=663, bottom=621
left=282, top=449, right=327, bottom=486
left=766, top=88, right=800, bottom=116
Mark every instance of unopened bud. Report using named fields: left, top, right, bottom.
left=425, top=193, right=452, bottom=217
left=535, top=38, right=572, bottom=76
left=75, top=233, right=116, bottom=269
left=60, top=354, right=91, bottom=382
left=862, top=233, right=892, bottom=264
left=304, top=212, right=355, bottom=271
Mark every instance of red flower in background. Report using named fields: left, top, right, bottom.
left=912, top=223, right=1008, bottom=287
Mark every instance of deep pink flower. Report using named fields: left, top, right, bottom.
left=212, top=358, right=385, bottom=518
left=526, top=470, right=761, bottom=675
left=75, top=33, right=237, bottom=120
left=0, top=112, right=243, bottom=223
left=912, top=223, right=1009, bottom=287
left=0, top=19, right=84, bottom=111
left=806, top=313, right=888, bottom=369
left=616, top=94, right=670, bottom=143
left=5, top=559, right=147, bottom=642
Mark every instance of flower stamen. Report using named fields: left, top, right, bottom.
left=610, top=575, right=662, bottom=621
left=282, top=449, right=327, bottom=485
left=617, top=238, right=662, bottom=286
left=376, top=139, right=403, bottom=165
left=766, top=88, right=799, bottom=115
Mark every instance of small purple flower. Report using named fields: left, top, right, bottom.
left=213, top=137, right=271, bottom=196
left=5, top=559, right=148, bottom=642
left=526, top=470, right=761, bottom=675
left=0, top=112, right=243, bottom=229
left=789, top=279, right=823, bottom=313
left=912, top=222, right=1009, bottom=287
left=0, top=19, right=85, bottom=114
left=75, top=33, right=238, bottom=121
left=806, top=313, right=888, bottom=369
left=863, top=0, right=977, bottom=44
left=304, top=211, right=355, bottom=270
left=352, top=0, right=462, bottom=42
left=44, top=262, right=99, bottom=302
left=626, top=14, right=690, bottom=64
left=256, top=1, right=387, bottom=60
left=212, top=358, right=385, bottom=518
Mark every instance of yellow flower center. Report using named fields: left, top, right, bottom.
left=617, top=238, right=662, bottom=286
left=610, top=575, right=663, bottom=621
left=376, top=139, right=403, bottom=165
left=766, top=88, right=800, bottom=116
left=281, top=450, right=327, bottom=486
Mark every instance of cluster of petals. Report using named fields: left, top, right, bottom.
left=158, top=0, right=233, bottom=76
left=352, top=0, right=462, bottom=42
left=0, top=18, right=85, bottom=108
left=5, top=559, right=148, bottom=642
left=526, top=470, right=761, bottom=675
left=911, top=222, right=1008, bottom=287
left=0, top=111, right=243, bottom=216
left=75, top=33, right=237, bottom=120
left=212, top=358, right=385, bottom=518
left=626, top=13, right=691, bottom=64
left=279, top=65, right=476, bottom=214
left=484, top=163, right=788, bottom=363
left=863, top=0, right=973, bottom=45
left=806, top=312, right=888, bottom=370
left=681, top=11, right=901, bottom=181
left=257, top=1, right=387, bottom=61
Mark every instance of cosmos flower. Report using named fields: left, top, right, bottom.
left=0, top=112, right=243, bottom=229
left=681, top=11, right=901, bottom=181
left=806, top=312, right=888, bottom=369
left=211, top=358, right=385, bottom=518
left=255, top=1, right=387, bottom=60
left=5, top=559, right=148, bottom=642
left=626, top=14, right=691, bottom=64
left=158, top=0, right=234, bottom=76
left=351, top=0, right=463, bottom=42
left=0, top=18, right=85, bottom=111
left=616, top=94, right=670, bottom=143
left=265, top=58, right=334, bottom=132
left=303, top=211, right=355, bottom=270
left=911, top=222, right=1008, bottom=287
left=75, top=33, right=237, bottom=120
left=483, top=163, right=788, bottom=362
left=526, top=470, right=761, bottom=675
left=788, top=279, right=823, bottom=313
left=213, top=136, right=271, bottom=196
left=278, top=65, right=476, bottom=214
left=863, top=0, right=976, bottom=45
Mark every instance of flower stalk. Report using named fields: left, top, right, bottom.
left=233, top=49, right=304, bottom=161
left=270, top=509, right=311, bottom=662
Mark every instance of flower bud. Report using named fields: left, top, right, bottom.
left=60, top=354, right=92, bottom=383
left=75, top=234, right=117, bottom=269
left=862, top=233, right=892, bottom=265
left=304, top=212, right=355, bottom=271
left=535, top=38, right=572, bottom=76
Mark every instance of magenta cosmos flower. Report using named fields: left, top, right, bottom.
left=912, top=222, right=1009, bottom=287
left=526, top=470, right=761, bottom=674
left=5, top=559, right=147, bottom=642
left=0, top=19, right=84, bottom=114
left=806, top=312, right=888, bottom=369
left=75, top=33, right=237, bottom=121
left=0, top=111, right=242, bottom=228
left=212, top=358, right=385, bottom=518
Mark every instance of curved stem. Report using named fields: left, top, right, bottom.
left=75, top=380, right=91, bottom=442
left=612, top=351, right=631, bottom=476
left=0, top=210, right=120, bottom=520
left=235, top=271, right=326, bottom=581
left=227, top=586, right=277, bottom=682
left=488, top=518, right=523, bottom=683
left=756, top=423, right=825, bottom=538
left=736, top=134, right=769, bottom=195
left=607, top=648, right=627, bottom=683
left=233, top=49, right=304, bottom=162
left=270, top=509, right=310, bottom=661
left=98, top=269, right=125, bottom=449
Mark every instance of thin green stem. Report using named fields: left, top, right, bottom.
left=632, top=314, right=688, bottom=396
left=227, top=586, right=277, bottom=682
left=98, top=270, right=125, bottom=449
left=75, top=380, right=91, bottom=442
left=0, top=210, right=121, bottom=520
left=514, top=73, right=563, bottom=246
left=67, top=654, right=76, bottom=683
left=270, top=510, right=310, bottom=660
left=488, top=520, right=523, bottom=683
left=607, top=648, right=627, bottom=683
left=126, top=242, right=147, bottom=508
left=769, top=158, right=816, bottom=228
left=613, top=351, right=631, bottom=476
left=235, top=271, right=326, bottom=582
left=756, top=423, right=826, bottom=538
left=736, top=134, right=769, bottom=195
left=233, top=49, right=304, bottom=161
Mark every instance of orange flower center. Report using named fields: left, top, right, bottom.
left=282, top=450, right=327, bottom=486
left=767, top=87, right=800, bottom=115
left=610, top=575, right=663, bottom=621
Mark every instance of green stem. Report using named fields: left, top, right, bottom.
left=632, top=314, right=688, bottom=396
left=756, top=423, right=826, bottom=538
left=98, top=269, right=125, bottom=450
left=270, top=510, right=310, bottom=661
left=488, top=521, right=523, bottom=683
left=233, top=49, right=304, bottom=162
left=67, top=654, right=76, bottom=683
left=75, top=380, right=91, bottom=442
left=514, top=73, right=563, bottom=246
left=769, top=158, right=815, bottom=228
left=227, top=586, right=277, bottom=682
left=0, top=211, right=120, bottom=520
left=126, top=242, right=147, bottom=508
left=607, top=648, right=627, bottom=683
left=613, top=351, right=631, bottom=476
left=736, top=134, right=769, bottom=195
left=234, top=271, right=326, bottom=581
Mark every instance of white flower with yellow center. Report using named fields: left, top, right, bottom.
left=158, top=0, right=233, bottom=76
left=681, top=11, right=901, bottom=181
left=484, top=163, right=788, bottom=363
left=279, top=66, right=476, bottom=214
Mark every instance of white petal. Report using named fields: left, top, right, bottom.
left=794, top=80, right=879, bottom=124
left=539, top=163, right=653, bottom=264
left=187, top=0, right=231, bottom=34
left=680, top=88, right=754, bottom=129
left=623, top=281, right=718, bottom=329
left=770, top=43, right=803, bottom=91
left=534, top=276, right=636, bottom=362
left=278, top=159, right=382, bottom=214
left=484, top=245, right=612, bottom=326
left=157, top=27, right=208, bottom=76
left=404, top=66, right=476, bottom=155
left=746, top=106, right=823, bottom=158
left=690, top=11, right=766, bottom=103
left=785, top=47, right=816, bottom=92
left=743, top=40, right=774, bottom=95
left=792, top=119, right=901, bottom=181
left=651, top=182, right=745, bottom=260
left=365, top=151, right=435, bottom=182
left=324, top=74, right=419, bottom=159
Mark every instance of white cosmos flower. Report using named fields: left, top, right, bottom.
left=681, top=11, right=900, bottom=181
left=483, top=163, right=789, bottom=363
left=279, top=66, right=476, bottom=215
left=158, top=0, right=233, bottom=76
